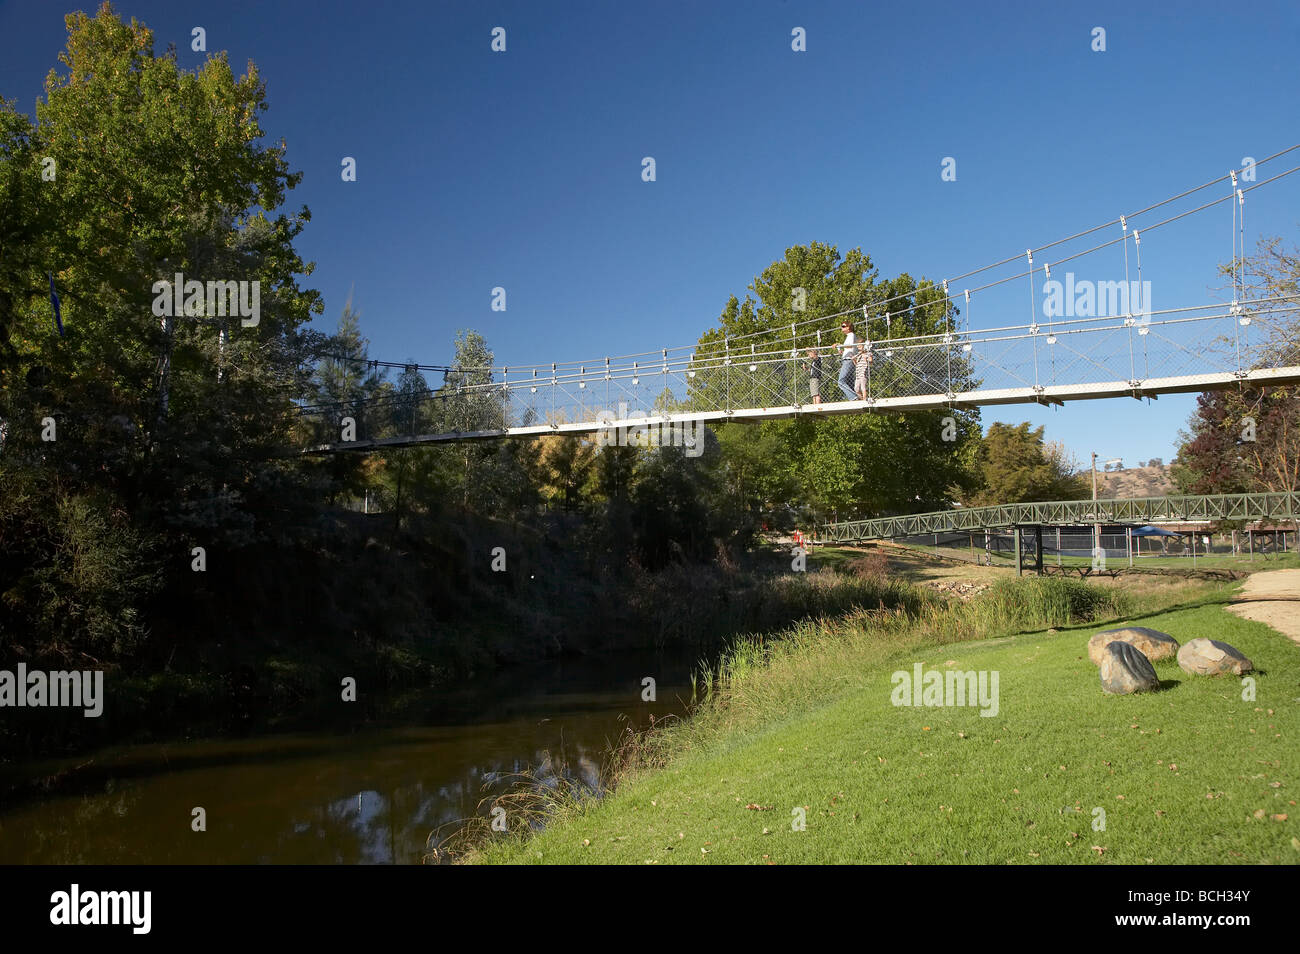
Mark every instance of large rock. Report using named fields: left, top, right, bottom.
left=1088, top=626, right=1180, bottom=666
left=1100, top=641, right=1161, bottom=695
left=1177, top=638, right=1253, bottom=676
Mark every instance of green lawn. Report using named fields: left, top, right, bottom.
left=950, top=546, right=1300, bottom=573
left=475, top=588, right=1297, bottom=864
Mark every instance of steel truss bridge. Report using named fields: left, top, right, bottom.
left=815, top=492, right=1300, bottom=544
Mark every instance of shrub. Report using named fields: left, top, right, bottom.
left=847, top=550, right=889, bottom=582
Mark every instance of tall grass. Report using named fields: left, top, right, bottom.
left=615, top=563, right=935, bottom=651
left=621, top=575, right=1217, bottom=776
left=428, top=757, right=600, bottom=864
left=454, top=572, right=1220, bottom=862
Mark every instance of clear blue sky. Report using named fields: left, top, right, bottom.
left=3, top=0, right=1298, bottom=467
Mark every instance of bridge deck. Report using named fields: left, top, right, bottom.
left=300, top=364, right=1300, bottom=454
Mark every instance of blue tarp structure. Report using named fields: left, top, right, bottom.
left=1131, top=525, right=1181, bottom=537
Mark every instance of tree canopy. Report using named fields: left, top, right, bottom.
left=966, top=422, right=1089, bottom=506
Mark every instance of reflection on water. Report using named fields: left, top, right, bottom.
left=0, top=649, right=697, bottom=864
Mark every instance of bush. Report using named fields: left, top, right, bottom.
left=0, top=471, right=161, bottom=663
left=847, top=551, right=889, bottom=582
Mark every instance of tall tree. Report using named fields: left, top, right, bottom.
left=966, top=422, right=1089, bottom=506
left=1222, top=235, right=1300, bottom=365
left=1, top=4, right=324, bottom=658
left=694, top=243, right=980, bottom=520
left=311, top=296, right=386, bottom=437
left=4, top=3, right=323, bottom=528
left=1173, top=235, right=1300, bottom=499
left=1171, top=386, right=1300, bottom=496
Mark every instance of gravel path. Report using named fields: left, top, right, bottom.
left=1227, top=569, right=1300, bottom=645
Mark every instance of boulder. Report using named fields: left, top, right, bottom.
left=1088, top=626, right=1180, bottom=666
left=1100, top=641, right=1160, bottom=695
left=1177, top=638, right=1253, bottom=676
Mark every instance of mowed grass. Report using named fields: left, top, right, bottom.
left=475, top=583, right=1298, bottom=865
left=817, top=542, right=1300, bottom=578
left=972, top=547, right=1300, bottom=573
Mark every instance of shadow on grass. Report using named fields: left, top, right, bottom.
left=1073, top=588, right=1240, bottom=634
left=1010, top=590, right=1234, bottom=642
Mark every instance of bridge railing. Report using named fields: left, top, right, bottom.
left=814, top=492, right=1300, bottom=543
left=294, top=295, right=1299, bottom=450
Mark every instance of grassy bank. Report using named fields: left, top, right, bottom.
left=472, top=574, right=1298, bottom=864
left=894, top=541, right=1300, bottom=574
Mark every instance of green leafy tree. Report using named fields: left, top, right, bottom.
left=529, top=434, right=598, bottom=512
left=0, top=99, right=49, bottom=389
left=1, top=4, right=323, bottom=658
left=4, top=3, right=322, bottom=525
left=693, top=243, right=979, bottom=520
left=310, top=297, right=386, bottom=438
left=437, top=330, right=503, bottom=433
left=712, top=419, right=798, bottom=528
left=629, top=438, right=722, bottom=567
left=966, top=422, right=1088, bottom=506
left=1173, top=237, right=1300, bottom=500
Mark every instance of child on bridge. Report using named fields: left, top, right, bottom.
left=803, top=348, right=823, bottom=404
left=854, top=342, right=873, bottom=400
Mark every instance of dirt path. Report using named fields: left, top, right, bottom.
left=1226, top=569, right=1300, bottom=645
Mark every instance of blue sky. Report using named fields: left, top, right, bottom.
left=3, top=0, right=1298, bottom=466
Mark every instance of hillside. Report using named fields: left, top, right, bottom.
left=1090, top=461, right=1175, bottom=499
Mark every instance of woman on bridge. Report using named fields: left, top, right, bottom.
left=837, top=320, right=859, bottom=401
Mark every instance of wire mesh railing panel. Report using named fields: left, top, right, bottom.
left=293, top=298, right=1300, bottom=450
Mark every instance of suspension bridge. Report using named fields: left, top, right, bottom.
left=293, top=149, right=1300, bottom=454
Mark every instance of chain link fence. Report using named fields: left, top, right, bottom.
left=888, top=527, right=1294, bottom=569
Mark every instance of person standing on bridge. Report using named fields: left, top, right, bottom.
left=853, top=342, right=873, bottom=400
left=803, top=348, right=823, bottom=404
left=836, top=320, right=859, bottom=401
